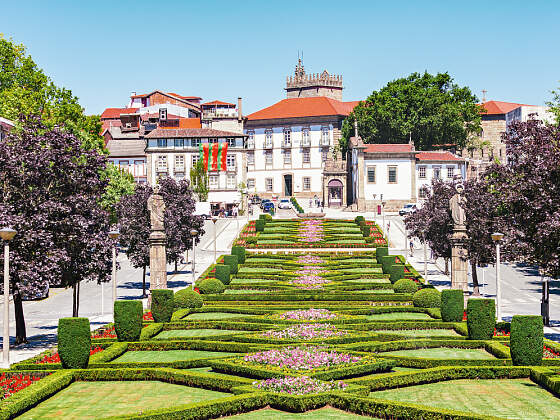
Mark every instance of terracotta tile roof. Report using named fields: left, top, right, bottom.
left=145, top=128, right=245, bottom=138
left=202, top=100, right=235, bottom=107
left=364, top=144, right=414, bottom=153
left=247, top=97, right=360, bottom=120
left=101, top=120, right=122, bottom=133
left=416, top=151, right=462, bottom=162
left=131, top=92, right=202, bottom=101
left=479, top=100, right=532, bottom=115
left=101, top=108, right=134, bottom=119
left=178, top=118, right=202, bottom=129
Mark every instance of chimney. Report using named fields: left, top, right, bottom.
left=237, top=97, right=243, bottom=122
left=131, top=91, right=136, bottom=97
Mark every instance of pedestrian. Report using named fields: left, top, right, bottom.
left=309, top=198, right=313, bottom=208
left=409, top=239, right=414, bottom=257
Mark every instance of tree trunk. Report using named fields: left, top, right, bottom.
left=142, top=265, right=147, bottom=298
left=13, top=288, right=27, bottom=345
left=174, top=259, right=178, bottom=273
left=444, top=258, right=449, bottom=275
left=76, top=282, right=80, bottom=316
left=471, top=260, right=480, bottom=296
left=72, top=283, right=78, bottom=317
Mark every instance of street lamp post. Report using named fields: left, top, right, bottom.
left=381, top=201, right=387, bottom=244
left=212, top=217, right=218, bottom=262
left=190, top=229, right=198, bottom=289
left=108, top=230, right=120, bottom=311
left=491, top=232, right=504, bottom=321
left=1, top=227, right=16, bottom=369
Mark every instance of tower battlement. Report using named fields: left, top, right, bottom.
left=285, top=59, right=344, bottom=101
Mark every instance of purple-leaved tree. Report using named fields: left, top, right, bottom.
left=0, top=117, right=113, bottom=343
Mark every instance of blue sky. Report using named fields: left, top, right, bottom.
left=2, top=0, right=559, bottom=115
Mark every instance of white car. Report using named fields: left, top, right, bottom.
left=399, top=203, right=418, bottom=216
left=277, top=199, right=292, bottom=209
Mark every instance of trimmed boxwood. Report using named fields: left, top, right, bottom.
left=389, top=264, right=405, bottom=284
left=380, top=255, right=395, bottom=274
left=466, top=298, right=495, bottom=340
left=441, top=289, right=464, bottom=322
left=255, top=219, right=265, bottom=232
left=361, top=225, right=371, bottom=237
left=375, top=246, right=388, bottom=264
left=58, top=317, right=91, bottom=368
left=412, top=288, right=441, bottom=308
left=114, top=301, right=143, bottom=342
left=231, top=246, right=246, bottom=264
left=151, top=289, right=174, bottom=323
left=355, top=216, right=365, bottom=224
left=223, top=254, right=239, bottom=275
left=215, top=264, right=231, bottom=285
left=393, top=278, right=418, bottom=294
left=174, top=288, right=203, bottom=309
left=198, top=277, right=226, bottom=294
left=510, top=315, right=543, bottom=366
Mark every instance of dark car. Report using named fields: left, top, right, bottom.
left=262, top=201, right=275, bottom=213
left=260, top=199, right=271, bottom=209
left=21, top=282, right=50, bottom=301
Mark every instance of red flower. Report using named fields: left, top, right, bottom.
left=194, top=287, right=200, bottom=294
left=143, top=311, right=154, bottom=321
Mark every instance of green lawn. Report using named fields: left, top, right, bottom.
left=112, top=350, right=238, bottom=363
left=375, top=328, right=459, bottom=337
left=185, top=312, right=257, bottom=320
left=154, top=329, right=248, bottom=339
left=18, top=381, right=229, bottom=419
left=228, top=407, right=376, bottom=419
left=369, top=378, right=560, bottom=419
left=366, top=312, right=432, bottom=321
left=382, top=347, right=495, bottom=359
left=186, top=367, right=252, bottom=381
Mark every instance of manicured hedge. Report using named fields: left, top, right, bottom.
left=389, top=264, right=405, bottom=284
left=375, top=247, right=388, bottom=264
left=412, top=288, right=441, bottom=308
left=174, top=288, right=203, bottom=309
left=381, top=255, right=395, bottom=274
left=255, top=219, right=265, bottom=232
left=441, top=289, right=464, bottom=322
left=510, top=315, right=543, bottom=365
left=151, top=289, right=174, bottom=323
left=139, top=323, right=164, bottom=341
left=58, top=317, right=91, bottom=368
left=231, top=246, right=246, bottom=264
left=223, top=254, right=239, bottom=275
left=354, top=216, right=365, bottom=224
left=114, top=301, right=143, bottom=342
left=198, top=278, right=226, bottom=294
left=215, top=264, right=231, bottom=285
left=393, top=278, right=418, bottom=294
left=466, top=298, right=495, bottom=340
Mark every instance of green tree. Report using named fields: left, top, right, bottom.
left=190, top=159, right=209, bottom=201
left=341, top=72, right=481, bottom=153
left=101, top=164, right=135, bottom=224
left=546, top=83, right=560, bottom=125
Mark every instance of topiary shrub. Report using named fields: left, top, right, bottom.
left=255, top=219, right=265, bottom=232
left=174, top=288, right=203, bottom=309
left=390, top=264, right=405, bottom=284
left=114, top=301, right=143, bottom=342
left=355, top=216, right=365, bottom=224
left=361, top=225, right=371, bottom=237
left=151, top=289, right=174, bottom=323
left=393, top=278, right=418, bottom=294
left=466, top=298, right=495, bottom=340
left=197, top=278, right=225, bottom=294
left=215, top=264, right=231, bottom=285
left=259, top=214, right=267, bottom=220
left=412, top=288, right=441, bottom=308
left=245, top=237, right=257, bottom=245
left=381, top=255, right=395, bottom=274
left=231, top=246, right=246, bottom=264
left=58, top=317, right=91, bottom=369
left=376, top=246, right=388, bottom=264
left=510, top=315, right=543, bottom=366
left=441, top=289, right=464, bottom=322
left=223, top=254, right=239, bottom=275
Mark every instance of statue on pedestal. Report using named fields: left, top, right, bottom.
left=449, top=183, right=469, bottom=297
left=148, top=186, right=167, bottom=292
left=449, top=183, right=466, bottom=228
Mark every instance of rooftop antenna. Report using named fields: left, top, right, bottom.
left=482, top=89, right=487, bottom=102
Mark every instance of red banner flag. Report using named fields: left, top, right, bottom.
left=211, top=143, right=219, bottom=171
left=220, top=143, right=228, bottom=171
left=201, top=143, right=210, bottom=170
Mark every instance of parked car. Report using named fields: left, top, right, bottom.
left=399, top=203, right=418, bottom=216
left=262, top=201, right=275, bottom=213
left=277, top=199, right=292, bottom=209
left=21, top=282, right=49, bottom=301
left=260, top=199, right=271, bottom=209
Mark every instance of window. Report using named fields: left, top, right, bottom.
left=265, top=130, right=273, bottom=148
left=174, top=139, right=184, bottom=148
left=302, top=128, right=310, bottom=146
left=134, top=160, right=145, bottom=176
left=303, top=177, right=311, bottom=191
left=321, top=127, right=330, bottom=145
left=227, top=174, right=236, bottom=189
left=119, top=160, right=129, bottom=169
left=174, top=155, right=185, bottom=171
left=433, top=166, right=441, bottom=179
left=208, top=138, right=218, bottom=144
left=418, top=166, right=426, bottom=179
left=388, top=166, right=397, bottom=183
left=265, top=150, right=272, bottom=165
left=227, top=138, right=236, bottom=147
left=284, top=150, right=291, bottom=165
left=175, top=173, right=185, bottom=181
left=247, top=131, right=255, bottom=148
left=303, top=148, right=310, bottom=164
left=265, top=178, right=273, bottom=192
left=209, top=175, right=219, bottom=189
left=157, top=139, right=167, bottom=148
left=191, top=138, right=201, bottom=147
left=247, top=178, right=255, bottom=189
left=157, top=155, right=167, bottom=172
left=226, top=154, right=236, bottom=170
left=247, top=151, right=254, bottom=165
left=283, top=129, right=291, bottom=146
left=447, top=167, right=454, bottom=179
left=321, top=148, right=329, bottom=162
left=191, top=154, right=199, bottom=166
left=367, top=166, right=376, bottom=183
left=419, top=187, right=427, bottom=199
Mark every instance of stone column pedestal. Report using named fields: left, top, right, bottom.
left=149, top=230, right=167, bottom=291
left=451, top=226, right=469, bottom=302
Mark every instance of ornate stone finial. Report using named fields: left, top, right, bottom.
left=354, top=120, right=359, bottom=138
left=295, top=58, right=305, bottom=79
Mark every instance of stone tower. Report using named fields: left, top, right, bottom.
left=285, top=59, right=343, bottom=101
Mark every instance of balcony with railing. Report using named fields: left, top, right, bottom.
left=320, top=137, right=331, bottom=146
left=281, top=141, right=292, bottom=148
left=247, top=139, right=255, bottom=149
left=302, top=138, right=311, bottom=147
left=264, top=140, right=273, bottom=149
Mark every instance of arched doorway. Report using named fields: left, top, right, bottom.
left=327, top=179, right=343, bottom=207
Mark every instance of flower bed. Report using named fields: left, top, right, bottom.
left=275, top=308, right=338, bottom=321
left=253, top=376, right=347, bottom=395
left=1, top=372, right=48, bottom=400
left=143, top=311, right=154, bottom=322
left=295, top=255, right=325, bottom=265
left=92, top=325, right=116, bottom=339
left=261, top=324, right=348, bottom=340
left=297, top=220, right=324, bottom=243
left=244, top=347, right=361, bottom=370
left=35, top=346, right=104, bottom=364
